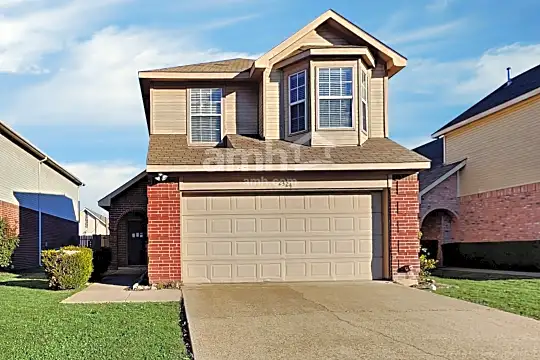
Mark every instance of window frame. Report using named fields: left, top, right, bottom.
left=361, top=68, right=369, bottom=134
left=188, top=88, right=223, bottom=145
left=316, top=66, right=355, bottom=130
left=288, top=70, right=308, bottom=135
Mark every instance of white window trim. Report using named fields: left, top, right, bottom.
left=361, top=68, right=368, bottom=134
left=288, top=70, right=308, bottom=135
left=188, top=88, right=223, bottom=145
left=317, top=67, right=355, bottom=130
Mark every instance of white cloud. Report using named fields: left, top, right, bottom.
left=7, top=26, right=258, bottom=125
left=396, top=43, right=540, bottom=104
left=64, top=162, right=141, bottom=213
left=426, top=0, right=454, bottom=12
left=0, top=0, right=37, bottom=8
left=386, top=20, right=463, bottom=45
left=0, top=0, right=128, bottom=73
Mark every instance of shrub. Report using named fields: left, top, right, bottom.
left=91, top=247, right=112, bottom=281
left=419, top=247, right=438, bottom=280
left=0, top=217, right=19, bottom=268
left=42, top=246, right=93, bottom=289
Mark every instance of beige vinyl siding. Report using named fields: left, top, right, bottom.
left=152, top=85, right=187, bottom=134
left=446, top=94, right=540, bottom=196
left=79, top=212, right=109, bottom=235
left=151, top=82, right=258, bottom=137
left=224, top=84, right=258, bottom=135
left=258, top=81, right=264, bottom=137
left=370, top=62, right=385, bottom=138
left=270, top=24, right=350, bottom=65
left=282, top=60, right=311, bottom=143
left=311, top=60, right=360, bottom=146
left=0, top=134, right=79, bottom=222
left=264, top=69, right=282, bottom=139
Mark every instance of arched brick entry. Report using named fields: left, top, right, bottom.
left=115, top=210, right=148, bottom=267
left=104, top=175, right=148, bottom=269
left=420, top=209, right=458, bottom=265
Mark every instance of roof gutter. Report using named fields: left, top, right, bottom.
left=432, top=87, right=540, bottom=138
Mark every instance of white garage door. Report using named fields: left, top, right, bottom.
left=181, top=192, right=382, bottom=283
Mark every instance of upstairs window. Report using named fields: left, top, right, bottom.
left=318, top=67, right=353, bottom=129
left=361, top=69, right=368, bottom=133
left=190, top=88, right=222, bottom=143
left=289, top=70, right=307, bottom=134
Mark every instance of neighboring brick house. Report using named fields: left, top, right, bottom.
left=102, top=10, right=431, bottom=284
left=0, top=120, right=83, bottom=269
left=416, top=64, right=540, bottom=271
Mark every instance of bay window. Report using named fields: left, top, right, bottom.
left=318, top=67, right=353, bottom=128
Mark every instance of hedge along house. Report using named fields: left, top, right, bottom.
left=0, top=120, right=83, bottom=269
left=415, top=64, right=540, bottom=270
left=111, top=9, right=432, bottom=285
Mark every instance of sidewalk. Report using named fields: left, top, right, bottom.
left=62, top=268, right=181, bottom=304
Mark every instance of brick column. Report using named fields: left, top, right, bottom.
left=147, top=181, right=181, bottom=284
left=390, top=174, right=420, bottom=282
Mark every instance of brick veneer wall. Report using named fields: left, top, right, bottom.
left=2, top=199, right=77, bottom=269
left=419, top=173, right=459, bottom=222
left=390, top=174, right=420, bottom=281
left=459, top=182, right=540, bottom=242
left=147, top=180, right=181, bottom=284
left=108, top=178, right=148, bottom=268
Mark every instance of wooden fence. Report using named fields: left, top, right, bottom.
left=79, top=235, right=110, bottom=250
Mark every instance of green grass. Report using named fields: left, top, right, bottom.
left=0, top=272, right=188, bottom=360
left=432, top=276, right=540, bottom=320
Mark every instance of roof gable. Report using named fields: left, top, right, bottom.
left=433, top=64, right=540, bottom=137
left=254, top=9, right=407, bottom=76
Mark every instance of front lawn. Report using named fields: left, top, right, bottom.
left=432, top=276, right=540, bottom=320
left=0, top=272, right=188, bottom=360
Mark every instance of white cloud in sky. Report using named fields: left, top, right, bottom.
left=0, top=0, right=128, bottom=73
left=386, top=20, right=463, bottom=45
left=397, top=43, right=540, bottom=104
left=64, top=162, right=141, bottom=213
left=7, top=26, right=257, bottom=125
left=425, top=0, right=454, bottom=13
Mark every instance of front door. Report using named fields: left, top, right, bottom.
left=128, top=219, right=147, bottom=265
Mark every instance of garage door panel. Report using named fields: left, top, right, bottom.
left=182, top=192, right=383, bottom=283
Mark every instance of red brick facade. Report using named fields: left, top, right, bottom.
left=108, top=178, right=148, bottom=268
left=1, top=199, right=77, bottom=269
left=419, top=174, right=459, bottom=222
left=390, top=174, right=420, bottom=280
left=459, top=182, right=540, bottom=243
left=147, top=180, right=181, bottom=284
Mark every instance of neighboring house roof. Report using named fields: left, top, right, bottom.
left=83, top=208, right=108, bottom=226
left=0, top=120, right=83, bottom=186
left=142, top=58, right=255, bottom=74
left=433, top=64, right=540, bottom=137
left=98, top=171, right=147, bottom=209
left=146, top=134, right=429, bottom=171
left=413, top=139, right=443, bottom=167
left=419, top=160, right=466, bottom=197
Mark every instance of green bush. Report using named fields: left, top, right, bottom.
left=0, top=217, right=19, bottom=268
left=419, top=247, right=438, bottom=280
left=42, top=246, right=93, bottom=289
left=91, top=247, right=112, bottom=281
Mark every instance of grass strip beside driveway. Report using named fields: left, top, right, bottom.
left=432, top=276, right=540, bottom=320
left=0, top=272, right=188, bottom=360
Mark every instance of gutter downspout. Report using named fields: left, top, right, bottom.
left=38, top=157, right=48, bottom=266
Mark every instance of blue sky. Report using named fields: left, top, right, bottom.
left=1, top=0, right=540, bottom=211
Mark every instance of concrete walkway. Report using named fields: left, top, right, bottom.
left=62, top=268, right=181, bottom=304
left=183, top=281, right=540, bottom=360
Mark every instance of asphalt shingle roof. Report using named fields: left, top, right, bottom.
left=418, top=161, right=464, bottom=192
left=141, top=58, right=255, bottom=73
left=147, top=134, right=429, bottom=166
left=413, top=139, right=443, bottom=167
left=434, top=64, right=540, bottom=135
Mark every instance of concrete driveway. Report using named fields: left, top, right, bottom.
left=183, top=281, right=540, bottom=360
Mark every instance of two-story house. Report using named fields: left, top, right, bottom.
left=99, top=10, right=429, bottom=284
left=79, top=207, right=109, bottom=236
left=416, top=64, right=540, bottom=271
